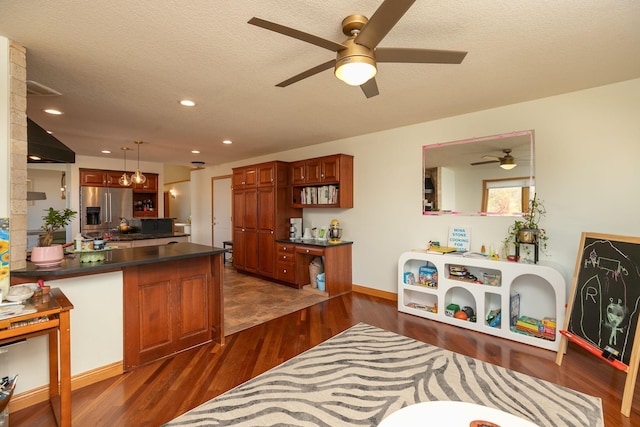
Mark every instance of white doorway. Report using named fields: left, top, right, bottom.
left=212, top=176, right=232, bottom=248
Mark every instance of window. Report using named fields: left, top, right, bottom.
left=482, top=178, right=533, bottom=214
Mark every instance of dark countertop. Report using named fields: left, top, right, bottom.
left=12, top=243, right=225, bottom=278
left=108, top=232, right=189, bottom=241
left=275, top=239, right=353, bottom=247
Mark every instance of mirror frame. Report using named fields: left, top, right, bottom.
left=423, top=130, right=535, bottom=216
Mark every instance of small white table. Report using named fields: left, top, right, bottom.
left=378, top=401, right=539, bottom=427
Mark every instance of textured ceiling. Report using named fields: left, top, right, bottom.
left=1, top=1, right=639, bottom=166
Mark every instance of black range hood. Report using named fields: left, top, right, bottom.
left=27, top=118, right=75, bottom=163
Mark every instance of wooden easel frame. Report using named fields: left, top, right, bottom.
left=556, top=232, right=640, bottom=417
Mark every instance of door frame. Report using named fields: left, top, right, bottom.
left=211, top=174, right=232, bottom=247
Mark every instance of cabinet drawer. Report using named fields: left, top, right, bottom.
left=278, top=252, right=295, bottom=263
left=276, top=262, right=296, bottom=283
left=277, top=243, right=296, bottom=254
left=295, top=245, right=325, bottom=257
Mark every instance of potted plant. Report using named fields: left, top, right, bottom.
left=31, top=207, right=77, bottom=266
left=503, top=194, right=548, bottom=259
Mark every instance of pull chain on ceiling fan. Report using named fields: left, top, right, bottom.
left=248, top=0, right=467, bottom=98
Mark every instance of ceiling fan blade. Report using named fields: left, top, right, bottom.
left=276, top=59, right=336, bottom=87
left=471, top=160, right=499, bottom=166
left=355, top=0, right=416, bottom=49
left=248, top=17, right=346, bottom=52
left=360, top=78, right=379, bottom=98
left=376, top=48, right=467, bottom=64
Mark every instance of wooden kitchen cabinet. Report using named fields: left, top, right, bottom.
left=232, top=186, right=258, bottom=272
left=123, top=255, right=218, bottom=369
left=132, top=173, right=158, bottom=192
left=290, top=154, right=353, bottom=208
left=233, top=165, right=257, bottom=189
left=233, top=161, right=301, bottom=279
left=80, top=168, right=125, bottom=187
left=276, top=242, right=296, bottom=284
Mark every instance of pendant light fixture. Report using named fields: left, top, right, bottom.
left=132, top=140, right=146, bottom=185
left=118, top=147, right=132, bottom=186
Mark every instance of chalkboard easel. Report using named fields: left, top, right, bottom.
left=556, top=232, right=640, bottom=417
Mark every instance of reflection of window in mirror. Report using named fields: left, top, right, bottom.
left=482, top=178, right=534, bottom=213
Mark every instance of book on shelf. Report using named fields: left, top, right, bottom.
left=427, top=246, right=459, bottom=254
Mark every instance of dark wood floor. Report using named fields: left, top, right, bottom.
left=9, top=289, right=640, bottom=426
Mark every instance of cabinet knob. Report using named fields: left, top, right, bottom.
left=305, top=249, right=310, bottom=253
left=283, top=247, right=287, bottom=251
left=283, top=255, right=287, bottom=260
left=283, top=269, right=287, bottom=273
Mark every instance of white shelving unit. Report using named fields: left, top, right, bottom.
left=398, top=251, right=566, bottom=351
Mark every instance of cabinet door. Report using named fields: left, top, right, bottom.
left=321, top=156, right=340, bottom=182
left=132, top=173, right=158, bottom=192
left=258, top=231, right=275, bottom=276
left=232, top=228, right=246, bottom=269
left=290, top=161, right=306, bottom=185
left=80, top=169, right=107, bottom=186
left=305, top=158, right=323, bottom=184
left=233, top=189, right=257, bottom=230
left=243, top=231, right=259, bottom=272
left=257, top=163, right=275, bottom=187
left=174, top=258, right=211, bottom=351
left=233, top=166, right=257, bottom=188
left=105, top=171, right=125, bottom=186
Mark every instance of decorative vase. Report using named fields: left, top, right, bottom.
left=30, top=244, right=64, bottom=267
left=517, top=229, right=538, bottom=244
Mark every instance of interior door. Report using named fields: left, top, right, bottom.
left=212, top=177, right=232, bottom=248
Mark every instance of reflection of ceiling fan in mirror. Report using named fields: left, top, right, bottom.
left=248, top=0, right=467, bottom=98
left=471, top=149, right=517, bottom=170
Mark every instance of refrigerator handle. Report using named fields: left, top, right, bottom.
left=104, top=193, right=109, bottom=223
left=108, top=192, right=112, bottom=223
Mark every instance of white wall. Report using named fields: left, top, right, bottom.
left=192, top=78, right=640, bottom=296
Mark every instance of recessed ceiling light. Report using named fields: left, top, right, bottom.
left=101, top=150, right=111, bottom=154
left=223, top=140, right=233, bottom=145
left=46, top=130, right=53, bottom=134
left=29, top=155, right=42, bottom=161
left=191, top=150, right=200, bottom=154
left=179, top=99, right=196, bottom=107
left=43, top=108, right=63, bottom=115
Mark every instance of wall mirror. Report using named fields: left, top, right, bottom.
left=423, top=130, right=535, bottom=215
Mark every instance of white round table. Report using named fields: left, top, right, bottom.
left=378, top=401, right=540, bottom=427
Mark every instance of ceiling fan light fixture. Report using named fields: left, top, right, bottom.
left=500, top=159, right=517, bottom=170
left=335, top=57, right=377, bottom=86
left=334, top=38, right=377, bottom=86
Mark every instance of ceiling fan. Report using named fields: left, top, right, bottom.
left=471, top=149, right=517, bottom=170
left=248, top=0, right=467, bottom=98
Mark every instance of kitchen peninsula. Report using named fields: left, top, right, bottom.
left=9, top=243, right=225, bottom=408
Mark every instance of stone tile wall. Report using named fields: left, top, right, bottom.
left=9, top=41, right=27, bottom=269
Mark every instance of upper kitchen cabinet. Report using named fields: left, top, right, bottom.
left=132, top=173, right=158, bottom=192
left=80, top=168, right=126, bottom=187
left=290, top=154, right=353, bottom=208
left=232, top=166, right=257, bottom=189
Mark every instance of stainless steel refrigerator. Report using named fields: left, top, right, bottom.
left=80, top=186, right=133, bottom=235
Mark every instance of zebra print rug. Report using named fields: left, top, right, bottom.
left=165, top=323, right=603, bottom=426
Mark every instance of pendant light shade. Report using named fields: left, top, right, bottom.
left=132, top=140, right=146, bottom=185
left=118, top=147, right=132, bottom=186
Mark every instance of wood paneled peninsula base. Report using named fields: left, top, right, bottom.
left=10, top=243, right=225, bottom=404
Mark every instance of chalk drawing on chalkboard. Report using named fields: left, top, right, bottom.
left=568, top=236, right=640, bottom=366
